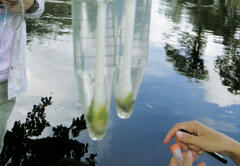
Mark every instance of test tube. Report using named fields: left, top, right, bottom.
left=72, top=0, right=115, bottom=141
left=114, top=0, right=152, bottom=119
left=170, top=144, right=183, bottom=166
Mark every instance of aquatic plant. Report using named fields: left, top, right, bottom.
left=86, top=100, right=109, bottom=140
left=116, top=89, right=135, bottom=115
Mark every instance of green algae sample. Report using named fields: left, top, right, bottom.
left=116, top=92, right=135, bottom=114
left=86, top=100, right=109, bottom=138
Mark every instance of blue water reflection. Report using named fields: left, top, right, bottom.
left=0, top=0, right=239, bottom=165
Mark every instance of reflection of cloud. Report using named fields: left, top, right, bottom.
left=149, top=0, right=175, bottom=46
left=149, top=0, right=193, bottom=46
left=147, top=0, right=193, bottom=79
left=202, top=35, right=240, bottom=107
left=147, top=0, right=177, bottom=79
left=200, top=117, right=239, bottom=133
left=8, top=35, right=82, bottom=132
left=26, top=37, right=79, bottom=108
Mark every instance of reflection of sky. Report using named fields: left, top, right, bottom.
left=203, top=35, right=240, bottom=107
left=145, top=41, right=173, bottom=78
left=8, top=34, right=81, bottom=130
left=4, top=0, right=240, bottom=166
left=150, top=0, right=240, bottom=108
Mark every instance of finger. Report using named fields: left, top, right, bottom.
left=188, top=144, right=201, bottom=151
left=182, top=151, right=194, bottom=166
left=176, top=131, right=201, bottom=145
left=185, top=151, right=198, bottom=162
left=164, top=126, right=181, bottom=144
left=168, top=157, right=177, bottom=166
left=176, top=139, right=188, bottom=151
left=197, top=162, right=206, bottom=166
left=164, top=121, right=193, bottom=144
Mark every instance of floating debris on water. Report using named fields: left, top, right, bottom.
left=146, top=104, right=153, bottom=109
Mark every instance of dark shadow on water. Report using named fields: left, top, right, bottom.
left=215, top=38, right=240, bottom=95
left=165, top=28, right=208, bottom=81
left=0, top=97, right=97, bottom=166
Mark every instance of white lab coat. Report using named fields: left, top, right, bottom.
left=7, top=0, right=45, bottom=99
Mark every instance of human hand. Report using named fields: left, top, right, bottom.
left=164, top=120, right=239, bottom=157
left=2, top=0, right=34, bottom=13
left=169, top=150, right=206, bottom=166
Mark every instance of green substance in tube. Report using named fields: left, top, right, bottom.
left=86, top=100, right=108, bottom=136
left=116, top=92, right=135, bottom=113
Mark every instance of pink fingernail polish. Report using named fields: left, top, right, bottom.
left=176, top=131, right=183, bottom=138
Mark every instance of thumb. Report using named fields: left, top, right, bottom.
left=183, top=151, right=194, bottom=166
left=176, top=131, right=200, bottom=145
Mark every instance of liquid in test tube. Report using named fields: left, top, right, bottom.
left=170, top=144, right=183, bottom=166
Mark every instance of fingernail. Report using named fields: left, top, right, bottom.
left=176, top=131, right=183, bottom=139
left=187, top=151, right=193, bottom=161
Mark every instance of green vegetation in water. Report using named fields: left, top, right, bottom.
left=86, top=100, right=109, bottom=136
left=116, top=92, right=135, bottom=113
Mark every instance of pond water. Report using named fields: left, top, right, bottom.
left=1, top=0, right=240, bottom=165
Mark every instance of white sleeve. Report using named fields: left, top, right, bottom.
left=25, top=0, right=45, bottom=19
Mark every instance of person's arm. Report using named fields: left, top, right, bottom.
left=2, top=0, right=44, bottom=19
left=25, top=0, right=44, bottom=19
left=164, top=121, right=240, bottom=166
left=2, top=0, right=34, bottom=12
left=228, top=139, right=240, bottom=165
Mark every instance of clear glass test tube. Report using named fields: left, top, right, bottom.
left=72, top=0, right=115, bottom=141
left=114, top=0, right=152, bottom=119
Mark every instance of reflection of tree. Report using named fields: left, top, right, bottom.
left=162, top=0, right=240, bottom=46
left=216, top=39, right=240, bottom=95
left=162, top=0, right=240, bottom=90
left=0, top=97, right=97, bottom=166
left=26, top=1, right=72, bottom=42
left=165, top=29, right=208, bottom=81
left=162, top=0, right=186, bottom=23
left=163, top=0, right=240, bottom=42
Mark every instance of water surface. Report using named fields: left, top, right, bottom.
left=2, top=0, right=240, bottom=165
